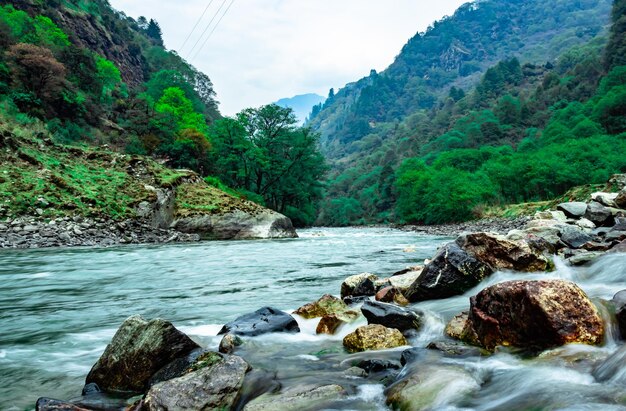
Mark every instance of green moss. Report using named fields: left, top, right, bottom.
left=187, top=352, right=222, bottom=373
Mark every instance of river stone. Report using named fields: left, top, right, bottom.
left=585, top=201, right=614, bottom=226
left=566, top=251, right=605, bottom=266
left=616, top=189, right=626, bottom=209
left=84, top=315, right=199, bottom=394
left=35, top=398, right=90, bottom=411
left=404, top=243, right=493, bottom=302
left=456, top=232, right=551, bottom=272
left=461, top=280, right=604, bottom=350
left=557, top=202, right=588, bottom=218
left=385, top=365, right=480, bottom=411
left=613, top=290, right=626, bottom=340
left=576, top=218, right=596, bottom=230
left=340, top=273, right=378, bottom=299
left=388, top=269, right=423, bottom=294
left=426, top=341, right=485, bottom=357
left=219, top=333, right=243, bottom=354
left=343, top=324, right=408, bottom=353
left=591, top=192, right=619, bottom=208
left=142, top=353, right=250, bottom=410
left=171, top=209, right=297, bottom=240
left=294, top=294, right=347, bottom=319
left=592, top=345, right=626, bottom=384
left=559, top=226, right=593, bottom=249
left=243, top=384, right=346, bottom=411
left=218, top=307, right=300, bottom=336
left=316, top=311, right=359, bottom=335
left=361, top=300, right=422, bottom=332
left=375, top=286, right=409, bottom=306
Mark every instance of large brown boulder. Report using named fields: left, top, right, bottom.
left=294, top=294, right=348, bottom=319
left=343, top=324, right=408, bottom=352
left=404, top=243, right=493, bottom=302
left=142, top=353, right=250, bottom=410
left=85, top=315, right=200, bottom=394
left=458, top=280, right=604, bottom=350
left=456, top=232, right=552, bottom=271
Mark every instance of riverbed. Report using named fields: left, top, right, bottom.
left=1, top=227, right=625, bottom=410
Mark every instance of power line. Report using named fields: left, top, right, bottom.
left=186, top=0, right=228, bottom=59
left=179, top=0, right=215, bottom=53
left=191, top=0, right=235, bottom=62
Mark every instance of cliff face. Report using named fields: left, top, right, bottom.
left=11, top=0, right=148, bottom=87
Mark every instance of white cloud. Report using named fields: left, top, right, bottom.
left=109, top=0, right=468, bottom=115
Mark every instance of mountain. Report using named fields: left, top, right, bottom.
left=307, top=0, right=624, bottom=226
left=275, top=93, right=325, bottom=124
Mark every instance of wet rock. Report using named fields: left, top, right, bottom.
left=456, top=232, right=552, bottom=271
left=388, top=268, right=423, bottom=294
left=294, top=294, right=347, bottom=319
left=243, top=384, right=346, bottom=411
left=460, top=280, right=604, bottom=350
left=375, top=286, right=409, bottom=306
left=148, top=349, right=205, bottom=387
left=426, top=341, right=485, bottom=357
left=218, top=307, right=300, bottom=336
left=613, top=290, right=626, bottom=340
left=171, top=209, right=297, bottom=240
left=557, top=202, right=588, bottom=218
left=361, top=300, right=422, bottom=332
left=343, top=324, right=408, bottom=353
left=404, top=243, right=493, bottom=302
left=445, top=312, right=479, bottom=345
left=219, top=334, right=243, bottom=354
left=316, top=311, right=359, bottom=335
left=356, top=359, right=402, bottom=373
left=609, top=239, right=626, bottom=253
left=585, top=201, right=614, bottom=226
left=143, top=353, right=250, bottom=410
left=85, top=315, right=199, bottom=394
left=342, top=295, right=370, bottom=305
left=340, top=273, right=378, bottom=299
left=385, top=365, right=480, bottom=411
left=400, top=348, right=426, bottom=366
left=81, top=383, right=101, bottom=396
left=565, top=251, right=605, bottom=266
left=592, top=345, right=626, bottom=384
left=344, top=366, right=367, bottom=377
left=36, top=398, right=90, bottom=411
left=559, top=226, right=593, bottom=249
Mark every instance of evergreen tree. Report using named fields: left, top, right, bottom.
left=146, top=19, right=163, bottom=46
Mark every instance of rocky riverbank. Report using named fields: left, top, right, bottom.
left=398, top=216, right=531, bottom=236
left=34, top=175, right=626, bottom=410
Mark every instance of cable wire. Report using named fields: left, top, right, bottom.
left=186, top=0, right=228, bottom=59
left=179, top=0, right=215, bottom=53
left=190, top=0, right=235, bottom=62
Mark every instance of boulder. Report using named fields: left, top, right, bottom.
left=219, top=334, right=243, bottom=354
left=361, top=301, right=422, bottom=332
left=142, top=353, right=250, bottom=410
left=388, top=268, right=423, bottom=294
left=559, top=226, right=593, bottom=249
left=534, top=210, right=567, bottom=222
left=356, top=359, right=402, bottom=373
left=585, top=201, right=614, bottom=226
left=375, top=286, right=409, bottom=306
left=385, top=365, right=480, bottom=411
left=613, top=290, right=626, bottom=340
left=293, top=294, right=347, bottom=319
left=218, top=307, right=300, bottom=336
left=316, top=311, right=359, bottom=335
left=404, top=243, right=493, bottom=302
left=575, top=218, right=596, bottom=230
left=343, top=324, right=408, bottom=353
left=591, top=192, right=619, bottom=208
left=460, top=280, right=604, bottom=350
left=557, top=202, right=588, bottom=218
left=85, top=315, right=199, bottom=393
left=171, top=209, right=297, bottom=240
left=565, top=251, right=605, bottom=266
left=456, top=232, right=552, bottom=271
left=243, top=384, right=346, bottom=411
left=444, top=312, right=479, bottom=346
left=426, top=341, right=485, bottom=357
left=36, top=398, right=90, bottom=411
left=340, top=273, right=378, bottom=299
left=615, top=189, right=626, bottom=209
left=592, top=345, right=626, bottom=385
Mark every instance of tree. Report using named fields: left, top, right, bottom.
left=146, top=19, right=164, bottom=46
left=155, top=87, right=208, bottom=135
left=6, top=43, right=66, bottom=101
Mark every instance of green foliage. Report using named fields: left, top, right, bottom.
left=95, top=56, right=122, bottom=100
left=155, top=87, right=208, bottom=135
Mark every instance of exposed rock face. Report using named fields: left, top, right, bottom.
left=460, top=280, right=604, bottom=350
left=243, top=384, right=346, bottom=411
left=456, top=232, right=552, bottom=272
left=85, top=315, right=199, bottom=394
left=557, top=202, right=588, bottom=218
left=294, top=294, right=347, bottom=319
left=142, top=354, right=250, bottom=410
left=361, top=301, right=422, bottom=332
left=218, top=307, right=300, bottom=336
left=343, top=324, right=408, bottom=352
left=172, top=209, right=297, bottom=240
left=385, top=365, right=480, bottom=411
left=340, top=273, right=379, bottom=299
left=404, top=243, right=493, bottom=302
left=613, top=290, right=626, bottom=339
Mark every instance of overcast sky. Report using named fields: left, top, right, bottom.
left=108, top=1, right=468, bottom=115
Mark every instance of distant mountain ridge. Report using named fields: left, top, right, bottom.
left=275, top=93, right=325, bottom=124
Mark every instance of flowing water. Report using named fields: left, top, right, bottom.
left=0, top=227, right=625, bottom=410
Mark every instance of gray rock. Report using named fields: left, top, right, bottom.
left=613, top=290, right=626, bottom=340
left=340, top=273, right=378, bottom=299
left=591, top=192, right=619, bottom=208
left=361, top=300, right=422, bottom=332
left=244, top=384, right=346, bottom=411
left=616, top=189, right=626, bottom=209
left=35, top=398, right=89, bottom=411
left=219, top=333, right=243, bottom=354
left=585, top=201, right=614, bottom=226
left=23, top=225, right=38, bottom=232
left=143, top=354, right=250, bottom=411
left=559, top=226, right=593, bottom=249
left=0, top=224, right=7, bottom=231
left=218, top=307, right=300, bottom=336
left=85, top=315, right=199, bottom=393
left=426, top=341, right=486, bottom=357
left=557, top=202, right=588, bottom=218
left=404, top=242, right=493, bottom=302
left=566, top=251, right=605, bottom=266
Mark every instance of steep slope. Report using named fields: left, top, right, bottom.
left=276, top=93, right=325, bottom=124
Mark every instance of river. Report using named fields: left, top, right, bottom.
left=0, top=227, right=625, bottom=410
